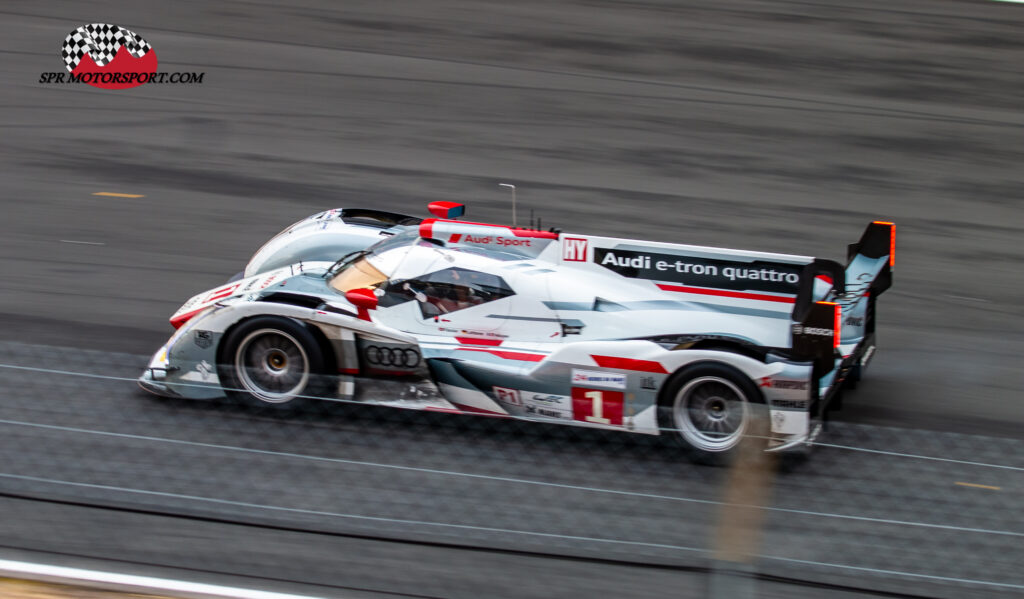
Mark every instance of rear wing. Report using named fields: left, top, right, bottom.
left=791, top=221, right=895, bottom=373
left=846, top=220, right=895, bottom=298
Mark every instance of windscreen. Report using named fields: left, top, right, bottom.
left=328, top=257, right=388, bottom=293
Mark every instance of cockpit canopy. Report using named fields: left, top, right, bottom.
left=327, top=231, right=515, bottom=318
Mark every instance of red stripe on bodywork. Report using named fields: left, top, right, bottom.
left=446, top=402, right=510, bottom=416
left=169, top=308, right=202, bottom=330
left=455, top=347, right=545, bottom=362
left=423, top=406, right=464, bottom=414
left=455, top=336, right=503, bottom=346
left=338, top=367, right=360, bottom=374
left=419, top=219, right=559, bottom=240
left=507, top=227, right=559, bottom=239
left=449, top=233, right=462, bottom=243
left=590, top=355, right=669, bottom=374
left=656, top=283, right=796, bottom=304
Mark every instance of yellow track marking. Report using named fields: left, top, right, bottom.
left=955, top=482, right=1001, bottom=491
left=92, top=192, right=145, bottom=198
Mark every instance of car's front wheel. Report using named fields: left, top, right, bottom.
left=218, top=317, right=330, bottom=411
left=659, top=363, right=766, bottom=465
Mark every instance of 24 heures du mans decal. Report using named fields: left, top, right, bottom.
left=39, top=23, right=204, bottom=89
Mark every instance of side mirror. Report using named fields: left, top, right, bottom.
left=345, top=288, right=378, bottom=321
left=427, top=201, right=465, bottom=219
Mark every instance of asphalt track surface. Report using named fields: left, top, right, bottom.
left=1, top=1, right=1022, bottom=597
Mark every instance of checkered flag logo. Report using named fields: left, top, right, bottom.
left=61, top=23, right=153, bottom=72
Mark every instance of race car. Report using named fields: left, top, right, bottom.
left=139, top=202, right=894, bottom=462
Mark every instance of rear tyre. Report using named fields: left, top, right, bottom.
left=658, top=363, right=766, bottom=465
left=218, top=317, right=331, bottom=411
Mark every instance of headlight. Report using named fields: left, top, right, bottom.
left=150, top=346, right=169, bottom=369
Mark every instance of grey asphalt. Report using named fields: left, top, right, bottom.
left=0, top=0, right=1022, bottom=597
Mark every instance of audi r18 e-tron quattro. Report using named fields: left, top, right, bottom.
left=139, top=202, right=894, bottom=462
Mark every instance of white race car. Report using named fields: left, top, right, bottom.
left=140, top=203, right=894, bottom=462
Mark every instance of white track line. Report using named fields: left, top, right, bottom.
left=0, top=418, right=1019, bottom=537
left=0, top=558, right=324, bottom=599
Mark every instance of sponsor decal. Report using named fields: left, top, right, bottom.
left=772, top=411, right=786, bottom=429
left=571, top=387, right=624, bottom=425
left=193, top=330, right=213, bottom=349
left=792, top=324, right=833, bottom=337
left=492, top=386, right=522, bottom=406
left=771, top=399, right=809, bottom=409
left=526, top=406, right=564, bottom=418
left=523, top=394, right=571, bottom=420
left=563, top=237, right=589, bottom=262
left=313, top=209, right=341, bottom=229
left=242, top=278, right=260, bottom=292
left=529, top=394, right=566, bottom=405
left=259, top=275, right=278, bottom=289
left=593, top=247, right=802, bottom=294
left=759, top=377, right=808, bottom=390
left=179, top=295, right=201, bottom=311
left=364, top=345, right=420, bottom=368
left=640, top=376, right=658, bottom=390
left=458, top=234, right=533, bottom=248
left=845, top=316, right=864, bottom=327
left=40, top=23, right=205, bottom=89
left=196, top=359, right=214, bottom=381
left=571, top=369, right=627, bottom=390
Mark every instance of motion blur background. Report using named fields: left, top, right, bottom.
left=0, top=1, right=1021, bottom=597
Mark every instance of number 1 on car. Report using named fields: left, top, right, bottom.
left=571, top=387, right=624, bottom=425
left=584, top=390, right=609, bottom=424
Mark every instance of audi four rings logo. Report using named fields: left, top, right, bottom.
left=364, top=346, right=420, bottom=368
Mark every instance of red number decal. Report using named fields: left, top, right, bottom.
left=571, top=387, right=623, bottom=425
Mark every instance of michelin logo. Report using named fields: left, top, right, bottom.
left=572, top=369, right=627, bottom=390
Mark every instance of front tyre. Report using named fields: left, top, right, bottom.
left=218, top=317, right=330, bottom=411
left=658, top=363, right=766, bottom=465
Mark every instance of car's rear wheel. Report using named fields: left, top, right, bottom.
left=659, top=363, right=766, bottom=465
left=218, top=317, right=330, bottom=411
